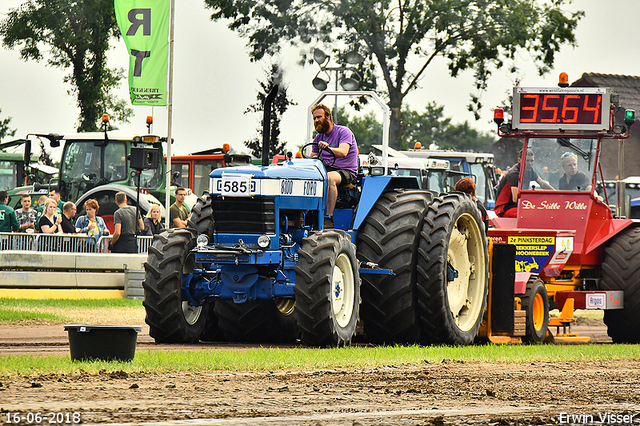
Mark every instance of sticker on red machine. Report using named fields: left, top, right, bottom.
left=548, top=237, right=574, bottom=265
left=586, top=293, right=606, bottom=309
left=508, top=236, right=555, bottom=273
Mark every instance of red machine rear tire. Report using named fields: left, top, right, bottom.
left=601, top=226, right=640, bottom=343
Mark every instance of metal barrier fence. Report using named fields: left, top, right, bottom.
left=0, top=232, right=153, bottom=254
left=137, top=235, right=153, bottom=254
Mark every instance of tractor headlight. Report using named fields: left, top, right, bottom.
left=257, top=234, right=270, bottom=249
left=196, top=234, right=209, bottom=248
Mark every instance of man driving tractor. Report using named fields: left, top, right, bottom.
left=310, top=104, right=358, bottom=228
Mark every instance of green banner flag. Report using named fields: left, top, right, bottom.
left=114, top=0, right=169, bottom=106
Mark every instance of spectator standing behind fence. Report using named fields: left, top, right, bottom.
left=143, top=205, right=164, bottom=236
left=49, top=189, right=65, bottom=213
left=60, top=202, right=79, bottom=234
left=0, top=190, right=20, bottom=233
left=34, top=195, right=48, bottom=232
left=75, top=199, right=110, bottom=245
left=37, top=195, right=60, bottom=216
left=454, top=177, right=489, bottom=231
left=15, top=194, right=37, bottom=232
left=38, top=198, right=63, bottom=234
left=37, top=195, right=48, bottom=208
left=111, top=192, right=143, bottom=253
left=37, top=194, right=62, bottom=232
left=170, top=187, right=189, bottom=228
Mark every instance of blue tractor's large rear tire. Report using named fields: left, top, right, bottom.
left=294, top=230, right=360, bottom=347
left=416, top=193, right=488, bottom=345
left=601, top=225, right=640, bottom=343
left=356, top=190, right=434, bottom=344
left=143, top=229, right=211, bottom=343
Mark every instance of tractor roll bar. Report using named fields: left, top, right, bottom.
left=307, top=91, right=390, bottom=176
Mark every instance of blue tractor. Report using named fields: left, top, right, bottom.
left=143, top=91, right=489, bottom=346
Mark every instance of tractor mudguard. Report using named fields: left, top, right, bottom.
left=584, top=218, right=637, bottom=255
left=352, top=175, right=421, bottom=231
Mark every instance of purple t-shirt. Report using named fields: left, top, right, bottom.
left=312, top=125, right=358, bottom=177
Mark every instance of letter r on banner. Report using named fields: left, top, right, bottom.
left=114, top=0, right=169, bottom=106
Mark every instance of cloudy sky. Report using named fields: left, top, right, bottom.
left=1, top=0, right=638, bottom=161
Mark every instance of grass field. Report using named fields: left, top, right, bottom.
left=2, top=342, right=639, bottom=378
left=0, top=298, right=144, bottom=324
left=0, top=298, right=637, bottom=377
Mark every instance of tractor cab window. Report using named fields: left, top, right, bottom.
left=470, top=163, right=490, bottom=205
left=60, top=141, right=103, bottom=200
left=445, top=172, right=465, bottom=193
left=194, top=161, right=221, bottom=196
left=389, top=167, right=420, bottom=177
left=104, top=143, right=127, bottom=183
left=172, top=163, right=190, bottom=188
left=524, top=138, right=596, bottom=191
left=426, top=170, right=446, bottom=193
left=61, top=142, right=98, bottom=181
left=0, top=160, right=18, bottom=190
left=61, top=141, right=127, bottom=187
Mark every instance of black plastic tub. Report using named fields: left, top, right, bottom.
left=64, top=325, right=142, bottom=362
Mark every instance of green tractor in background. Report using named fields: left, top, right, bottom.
left=4, top=129, right=189, bottom=232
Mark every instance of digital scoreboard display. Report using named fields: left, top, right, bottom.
left=512, top=87, right=610, bottom=131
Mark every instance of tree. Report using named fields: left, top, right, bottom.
left=38, top=139, right=55, bottom=167
left=402, top=103, right=452, bottom=151
left=244, top=63, right=296, bottom=158
left=403, top=102, right=496, bottom=151
left=204, top=0, right=582, bottom=148
left=0, top=109, right=17, bottom=142
left=1, top=0, right=133, bottom=132
left=336, top=107, right=382, bottom=156
left=339, top=102, right=496, bottom=152
left=439, top=122, right=497, bottom=152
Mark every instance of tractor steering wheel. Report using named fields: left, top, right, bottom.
left=301, top=142, right=337, bottom=168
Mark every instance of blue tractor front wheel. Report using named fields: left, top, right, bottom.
left=294, top=230, right=360, bottom=347
left=143, top=229, right=213, bottom=343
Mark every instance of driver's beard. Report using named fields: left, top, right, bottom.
left=315, top=119, right=330, bottom=134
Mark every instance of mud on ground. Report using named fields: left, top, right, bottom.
left=1, top=360, right=639, bottom=425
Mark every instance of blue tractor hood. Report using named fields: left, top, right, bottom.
left=210, top=159, right=327, bottom=181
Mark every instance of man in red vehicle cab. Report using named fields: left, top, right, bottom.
left=494, top=149, right=554, bottom=217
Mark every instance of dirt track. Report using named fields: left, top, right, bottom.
left=2, top=320, right=640, bottom=425
left=1, top=357, right=639, bottom=425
